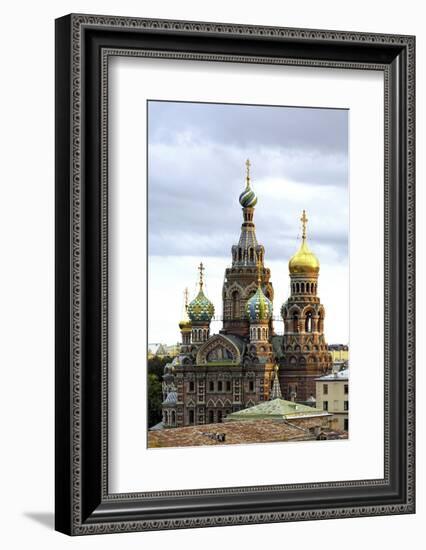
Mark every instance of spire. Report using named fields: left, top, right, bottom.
left=270, top=365, right=283, bottom=400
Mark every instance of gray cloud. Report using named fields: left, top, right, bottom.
left=147, top=101, right=348, bottom=265
left=148, top=101, right=348, bottom=154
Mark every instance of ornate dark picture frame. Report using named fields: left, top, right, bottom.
left=55, top=14, right=415, bottom=535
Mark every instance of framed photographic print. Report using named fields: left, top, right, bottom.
left=55, top=14, right=415, bottom=535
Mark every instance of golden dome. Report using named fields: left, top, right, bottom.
left=288, top=210, right=320, bottom=275
left=179, top=287, right=192, bottom=332
left=289, top=240, right=320, bottom=274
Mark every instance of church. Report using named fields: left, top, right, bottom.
left=161, top=161, right=332, bottom=429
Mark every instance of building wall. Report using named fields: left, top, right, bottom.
left=315, top=379, right=349, bottom=431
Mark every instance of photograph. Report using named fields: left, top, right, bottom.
left=146, top=100, right=350, bottom=448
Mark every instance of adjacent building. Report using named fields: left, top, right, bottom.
left=315, top=368, right=349, bottom=432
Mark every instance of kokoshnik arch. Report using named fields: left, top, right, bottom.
left=160, top=160, right=333, bottom=428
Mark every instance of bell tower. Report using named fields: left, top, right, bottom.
left=221, top=160, right=274, bottom=338
left=280, top=211, right=332, bottom=402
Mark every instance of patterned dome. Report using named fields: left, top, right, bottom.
left=246, top=286, right=273, bottom=322
left=188, top=288, right=215, bottom=322
left=239, top=158, right=258, bottom=208
left=239, top=186, right=258, bottom=208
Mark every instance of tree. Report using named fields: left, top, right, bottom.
left=147, top=373, right=163, bottom=428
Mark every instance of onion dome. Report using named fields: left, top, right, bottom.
left=239, top=159, right=258, bottom=208
left=289, top=210, right=320, bottom=274
left=178, top=288, right=192, bottom=332
left=246, top=260, right=273, bottom=322
left=187, top=263, right=215, bottom=322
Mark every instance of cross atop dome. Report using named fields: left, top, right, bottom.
left=301, top=209, right=308, bottom=240
left=198, top=262, right=205, bottom=289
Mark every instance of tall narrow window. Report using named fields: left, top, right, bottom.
left=293, top=313, right=299, bottom=333
left=305, top=311, right=313, bottom=332
left=231, top=290, right=240, bottom=319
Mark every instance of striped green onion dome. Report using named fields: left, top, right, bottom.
left=246, top=286, right=273, bottom=322
left=187, top=289, right=215, bottom=322
left=239, top=185, right=258, bottom=208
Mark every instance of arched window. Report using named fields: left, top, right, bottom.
left=171, top=410, right=176, bottom=425
left=249, top=248, right=254, bottom=262
left=293, top=313, right=299, bottom=332
left=231, top=290, right=240, bottom=319
left=311, top=282, right=314, bottom=293
left=296, top=283, right=300, bottom=293
left=301, top=282, right=305, bottom=293
left=257, top=327, right=261, bottom=340
left=189, top=409, right=195, bottom=424
left=238, top=248, right=242, bottom=262
left=305, top=311, right=313, bottom=333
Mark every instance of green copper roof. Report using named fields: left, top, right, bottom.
left=226, top=398, right=329, bottom=421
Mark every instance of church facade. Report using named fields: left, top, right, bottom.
left=161, top=161, right=332, bottom=429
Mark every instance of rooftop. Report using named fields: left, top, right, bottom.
left=316, top=368, right=349, bottom=381
left=147, top=419, right=345, bottom=448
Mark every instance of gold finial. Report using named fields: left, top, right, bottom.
left=256, top=256, right=262, bottom=286
left=245, top=158, right=251, bottom=187
left=301, top=210, right=308, bottom=241
left=184, top=287, right=189, bottom=310
left=198, top=262, right=205, bottom=290
left=274, top=364, right=279, bottom=374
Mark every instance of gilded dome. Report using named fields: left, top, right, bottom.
left=179, top=288, right=192, bottom=331
left=179, top=318, right=192, bottom=332
left=187, top=289, right=215, bottom=322
left=288, top=239, right=320, bottom=274
left=246, top=285, right=273, bottom=322
left=288, top=210, right=320, bottom=274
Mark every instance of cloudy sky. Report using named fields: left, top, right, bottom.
left=147, top=101, right=349, bottom=345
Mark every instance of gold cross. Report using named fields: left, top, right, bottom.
left=301, top=210, right=308, bottom=240
left=198, top=262, right=205, bottom=288
left=184, top=287, right=189, bottom=309
left=245, top=158, right=251, bottom=184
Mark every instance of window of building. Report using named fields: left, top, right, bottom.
left=344, top=400, right=349, bottom=411
left=188, top=409, right=194, bottom=424
left=323, top=401, right=328, bottom=411
left=344, top=418, right=349, bottom=431
left=208, top=410, right=214, bottom=423
left=218, top=380, right=223, bottom=392
left=209, top=381, right=214, bottom=392
left=323, top=384, right=328, bottom=395
left=344, top=384, right=349, bottom=394
left=249, top=380, right=254, bottom=392
left=189, top=381, right=194, bottom=392
left=226, top=381, right=231, bottom=392
left=217, top=410, right=223, bottom=423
